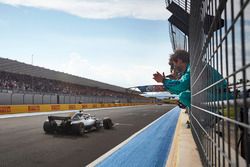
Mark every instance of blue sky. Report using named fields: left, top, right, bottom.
left=0, top=1, right=173, bottom=88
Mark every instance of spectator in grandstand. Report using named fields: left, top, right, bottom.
left=153, top=50, right=191, bottom=108
left=0, top=70, right=145, bottom=102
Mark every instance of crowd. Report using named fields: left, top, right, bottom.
left=0, top=71, right=145, bottom=99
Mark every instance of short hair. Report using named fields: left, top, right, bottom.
left=170, top=50, right=190, bottom=63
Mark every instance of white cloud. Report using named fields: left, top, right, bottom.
left=60, top=52, right=158, bottom=88
left=0, top=0, right=170, bottom=20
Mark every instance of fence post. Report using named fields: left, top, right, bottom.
left=10, top=92, right=13, bottom=105
left=32, top=93, right=35, bottom=104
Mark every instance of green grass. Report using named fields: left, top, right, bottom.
left=220, top=106, right=240, bottom=119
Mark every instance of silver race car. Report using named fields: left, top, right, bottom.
left=43, top=110, right=113, bottom=135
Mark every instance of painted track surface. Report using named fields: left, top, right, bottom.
left=0, top=104, right=175, bottom=167
left=96, top=107, right=180, bottom=167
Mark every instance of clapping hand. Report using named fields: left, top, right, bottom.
left=153, top=71, right=165, bottom=83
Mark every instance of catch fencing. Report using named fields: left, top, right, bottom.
left=166, top=0, right=250, bottom=166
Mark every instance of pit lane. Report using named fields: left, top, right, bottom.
left=0, top=104, right=175, bottom=167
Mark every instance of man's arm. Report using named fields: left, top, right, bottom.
left=163, top=70, right=190, bottom=95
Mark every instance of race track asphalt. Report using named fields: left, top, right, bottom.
left=0, top=104, right=176, bottom=167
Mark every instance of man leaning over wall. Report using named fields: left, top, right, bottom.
left=153, top=50, right=191, bottom=109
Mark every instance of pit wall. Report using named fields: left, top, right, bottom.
left=0, top=103, right=151, bottom=115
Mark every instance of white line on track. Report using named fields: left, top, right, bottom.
left=113, top=123, right=134, bottom=126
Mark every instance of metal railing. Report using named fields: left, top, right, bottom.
left=169, top=23, right=188, bottom=51
left=189, top=0, right=250, bottom=167
left=165, top=0, right=191, bottom=13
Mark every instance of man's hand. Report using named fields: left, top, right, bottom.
left=153, top=71, right=165, bottom=83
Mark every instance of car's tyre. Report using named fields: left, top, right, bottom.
left=72, top=123, right=85, bottom=136
left=95, top=120, right=101, bottom=130
left=103, top=118, right=113, bottom=129
left=43, top=121, right=57, bottom=133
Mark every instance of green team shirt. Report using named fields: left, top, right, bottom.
left=163, top=63, right=228, bottom=95
left=163, top=63, right=230, bottom=108
left=163, top=64, right=190, bottom=95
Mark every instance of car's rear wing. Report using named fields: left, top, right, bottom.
left=48, top=116, right=71, bottom=121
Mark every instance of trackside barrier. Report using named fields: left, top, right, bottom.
left=87, top=107, right=181, bottom=167
left=0, top=103, right=152, bottom=115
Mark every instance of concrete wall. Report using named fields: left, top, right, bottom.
left=0, top=93, right=11, bottom=105
left=11, top=93, right=24, bottom=105
left=0, top=92, right=152, bottom=105
left=34, top=94, right=43, bottom=104
left=23, top=94, right=33, bottom=104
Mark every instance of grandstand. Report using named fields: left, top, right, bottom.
left=0, top=57, right=152, bottom=105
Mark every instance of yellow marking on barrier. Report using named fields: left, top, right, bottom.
left=60, top=104, right=69, bottom=110
left=0, top=103, right=154, bottom=115
left=28, top=105, right=40, bottom=112
left=80, top=104, right=88, bottom=109
left=51, top=104, right=61, bottom=111
left=11, top=105, right=28, bottom=114
left=75, top=104, right=82, bottom=110
left=0, top=106, right=11, bottom=114
left=96, top=104, right=101, bottom=108
left=100, top=103, right=105, bottom=108
left=39, top=105, right=51, bottom=112
left=86, top=104, right=93, bottom=109
left=68, top=104, right=76, bottom=110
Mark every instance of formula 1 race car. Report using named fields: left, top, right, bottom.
left=43, top=110, right=113, bottom=135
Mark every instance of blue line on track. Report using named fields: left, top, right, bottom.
left=97, top=106, right=181, bottom=167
